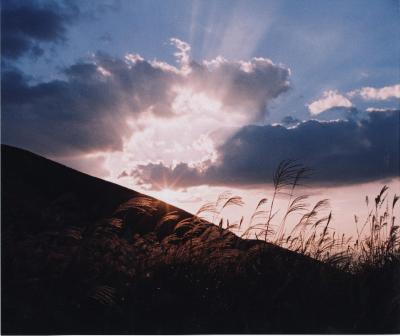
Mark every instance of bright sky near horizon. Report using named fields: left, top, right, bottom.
left=2, top=0, right=399, bottom=237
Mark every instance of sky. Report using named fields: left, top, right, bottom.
left=2, top=0, right=399, bottom=237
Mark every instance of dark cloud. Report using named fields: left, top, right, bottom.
left=189, top=57, right=291, bottom=118
left=1, top=44, right=290, bottom=157
left=281, top=115, right=301, bottom=127
left=1, top=0, right=79, bottom=60
left=1, top=54, right=178, bottom=155
left=132, top=162, right=209, bottom=190
left=134, top=110, right=400, bottom=188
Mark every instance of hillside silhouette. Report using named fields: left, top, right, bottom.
left=2, top=145, right=398, bottom=334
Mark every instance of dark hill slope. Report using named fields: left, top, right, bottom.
left=2, top=145, right=187, bottom=234
left=2, top=145, right=360, bottom=334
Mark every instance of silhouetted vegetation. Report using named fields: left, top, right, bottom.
left=2, top=145, right=399, bottom=334
left=201, top=160, right=400, bottom=273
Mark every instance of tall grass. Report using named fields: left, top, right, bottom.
left=197, top=160, right=399, bottom=271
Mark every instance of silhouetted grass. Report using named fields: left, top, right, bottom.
left=197, top=160, right=399, bottom=273
left=3, top=146, right=399, bottom=333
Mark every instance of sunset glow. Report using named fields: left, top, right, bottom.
left=2, top=0, right=398, bottom=239
left=2, top=1, right=400, bottom=333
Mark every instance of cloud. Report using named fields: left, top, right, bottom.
left=1, top=0, right=79, bottom=60
left=133, top=110, right=399, bottom=188
left=2, top=39, right=291, bottom=157
left=133, top=162, right=208, bottom=190
left=193, top=56, right=291, bottom=119
left=280, top=116, right=301, bottom=127
left=307, top=90, right=352, bottom=115
left=348, top=84, right=400, bottom=101
left=170, top=38, right=191, bottom=75
left=307, top=85, right=400, bottom=117
left=1, top=55, right=178, bottom=155
left=310, top=106, right=365, bottom=122
left=366, top=107, right=398, bottom=113
left=118, top=170, right=129, bottom=179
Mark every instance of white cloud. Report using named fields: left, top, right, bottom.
left=4, top=38, right=291, bottom=160
left=63, top=39, right=290, bottom=185
left=124, top=53, right=144, bottom=64
left=307, top=90, right=352, bottom=115
left=96, top=66, right=112, bottom=77
left=170, top=38, right=192, bottom=75
left=366, top=107, right=398, bottom=113
left=348, top=84, right=400, bottom=101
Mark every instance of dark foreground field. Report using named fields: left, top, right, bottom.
left=2, top=145, right=399, bottom=334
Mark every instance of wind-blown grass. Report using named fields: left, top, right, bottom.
left=4, top=145, right=398, bottom=333
left=197, top=160, right=399, bottom=272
